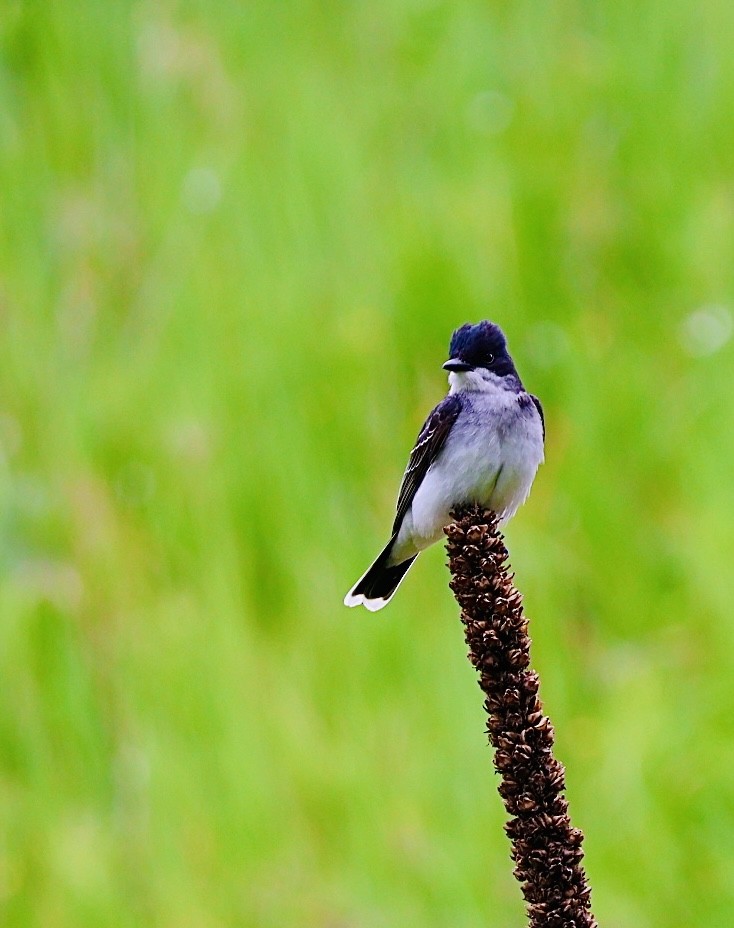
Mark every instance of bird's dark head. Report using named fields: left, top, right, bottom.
left=444, top=321, right=520, bottom=384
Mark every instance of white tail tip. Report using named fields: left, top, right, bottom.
left=343, top=591, right=390, bottom=612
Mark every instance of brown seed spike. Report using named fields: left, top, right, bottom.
left=445, top=506, right=597, bottom=928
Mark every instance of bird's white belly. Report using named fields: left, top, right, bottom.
left=392, top=395, right=543, bottom=562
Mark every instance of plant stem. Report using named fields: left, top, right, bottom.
left=445, top=506, right=597, bottom=928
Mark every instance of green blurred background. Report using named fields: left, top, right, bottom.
left=2, top=2, right=734, bottom=926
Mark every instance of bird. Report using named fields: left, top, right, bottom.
left=344, top=321, right=544, bottom=612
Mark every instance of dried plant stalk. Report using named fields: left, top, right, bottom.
left=445, top=506, right=597, bottom=928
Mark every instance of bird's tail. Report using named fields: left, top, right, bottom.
left=344, top=536, right=417, bottom=612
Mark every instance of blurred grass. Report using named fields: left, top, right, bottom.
left=1, top=1, right=734, bottom=925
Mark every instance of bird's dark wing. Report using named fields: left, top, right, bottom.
left=520, top=392, right=545, bottom=440
left=530, top=394, right=545, bottom=440
left=392, top=393, right=463, bottom=534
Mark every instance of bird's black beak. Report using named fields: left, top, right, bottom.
left=443, top=358, right=474, bottom=372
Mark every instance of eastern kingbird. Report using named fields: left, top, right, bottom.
left=344, top=321, right=544, bottom=611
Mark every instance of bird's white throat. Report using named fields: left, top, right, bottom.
left=448, top=369, right=505, bottom=394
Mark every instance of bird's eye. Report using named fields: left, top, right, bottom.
left=486, top=353, right=495, bottom=365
